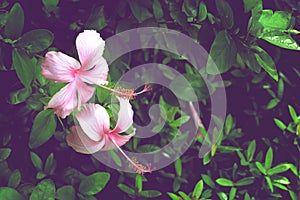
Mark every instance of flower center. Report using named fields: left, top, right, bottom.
left=71, top=68, right=80, bottom=78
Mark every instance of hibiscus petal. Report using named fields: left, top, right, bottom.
left=110, top=98, right=134, bottom=134
left=76, top=30, right=105, bottom=70
left=101, top=129, right=136, bottom=151
left=76, top=79, right=95, bottom=106
left=42, top=51, right=81, bottom=82
left=78, top=57, right=108, bottom=85
left=76, top=104, right=110, bottom=141
left=46, top=81, right=77, bottom=119
left=67, top=126, right=105, bottom=154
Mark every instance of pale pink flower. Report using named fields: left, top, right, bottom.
left=66, top=98, right=152, bottom=174
left=42, top=30, right=108, bottom=118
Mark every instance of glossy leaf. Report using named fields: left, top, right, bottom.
left=57, top=185, right=75, bottom=200
left=216, top=178, right=234, bottom=187
left=79, top=172, right=110, bottom=195
left=178, top=191, right=190, bottom=200
left=262, top=32, right=300, bottom=50
left=30, top=179, right=56, bottom=200
left=0, top=148, right=11, bottom=162
left=4, top=3, right=24, bottom=39
left=288, top=105, right=298, bottom=123
left=135, top=174, right=142, bottom=192
left=16, top=29, right=54, bottom=53
left=128, top=0, right=152, bottom=23
left=192, top=179, right=203, bottom=199
left=12, top=48, right=35, bottom=87
left=255, top=161, right=267, bottom=175
left=274, top=118, right=286, bottom=130
left=243, top=0, right=260, bottom=13
left=152, top=0, right=163, bottom=19
left=265, top=147, right=273, bottom=170
left=30, top=152, right=43, bottom=171
left=266, top=98, right=280, bottom=109
left=8, top=170, right=21, bottom=188
left=198, top=2, right=207, bottom=22
left=235, top=177, right=255, bottom=186
left=247, top=140, right=256, bottom=162
left=29, top=110, right=57, bottom=149
left=267, top=163, right=291, bottom=176
left=118, top=184, right=135, bottom=195
left=140, top=190, right=162, bottom=198
left=216, top=0, right=234, bottom=29
left=86, top=6, right=107, bottom=30
left=0, top=187, right=24, bottom=200
left=174, top=159, right=182, bottom=177
left=229, top=187, right=237, bottom=200
left=207, top=30, right=237, bottom=74
left=252, top=46, right=278, bottom=81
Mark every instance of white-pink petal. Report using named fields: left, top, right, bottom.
left=67, top=126, right=105, bottom=154
left=42, top=51, right=81, bottom=82
left=46, top=81, right=77, bottom=119
left=75, top=79, right=96, bottom=106
left=78, top=57, right=108, bottom=85
left=110, top=98, right=134, bottom=134
left=101, top=129, right=136, bottom=151
left=76, top=30, right=105, bottom=70
left=76, top=104, right=110, bottom=142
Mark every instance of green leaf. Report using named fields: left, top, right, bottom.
left=167, top=192, right=181, bottom=200
left=15, top=29, right=54, bottom=53
left=85, top=6, right=107, bottom=30
left=229, top=187, right=237, bottom=200
left=117, top=184, right=135, bottom=195
left=44, top=153, right=56, bottom=175
left=262, top=32, right=300, bottom=50
left=274, top=118, right=286, bottom=130
left=152, top=0, right=163, bottom=19
left=265, top=176, right=274, bottom=193
left=4, top=3, right=24, bottom=39
left=36, top=172, right=46, bottom=180
left=169, top=116, right=190, bottom=127
left=216, top=0, right=234, bottom=29
left=265, top=147, right=273, bottom=170
left=79, top=172, right=110, bottom=195
left=135, top=174, right=142, bottom=192
left=201, top=174, right=215, bottom=188
left=266, top=98, right=280, bottom=109
left=182, top=0, right=197, bottom=18
left=288, top=105, right=298, bottom=124
left=0, top=187, right=24, bottom=200
left=259, top=10, right=291, bottom=30
left=277, top=79, right=284, bottom=99
left=225, top=114, right=233, bottom=135
left=216, top=178, right=234, bottom=187
left=140, top=190, right=162, bottom=198
left=30, top=152, right=43, bottom=171
left=174, top=159, right=182, bottom=177
left=8, top=170, right=21, bottom=188
left=57, top=185, right=75, bottom=200
left=12, top=48, right=35, bottom=87
left=235, top=177, right=255, bottom=186
left=9, top=87, right=32, bottom=105
left=207, top=30, right=237, bottom=74
left=243, top=0, right=260, bottom=13
left=253, top=46, right=278, bottom=81
left=29, top=110, right=57, bottom=149
left=267, top=163, right=291, bottom=176
left=42, top=0, right=59, bottom=8
left=255, top=161, right=267, bottom=175
left=30, top=179, right=56, bottom=200
left=192, top=179, right=203, bottom=199
left=217, top=191, right=228, bottom=200
left=128, top=0, right=152, bottom=23
left=0, top=148, right=11, bottom=162
left=198, top=2, right=207, bottom=22
left=178, top=191, right=191, bottom=200
left=247, top=140, right=256, bottom=162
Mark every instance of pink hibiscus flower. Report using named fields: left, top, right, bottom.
left=66, top=98, right=151, bottom=174
left=42, top=30, right=108, bottom=118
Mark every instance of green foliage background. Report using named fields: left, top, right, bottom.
left=0, top=0, right=299, bottom=199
